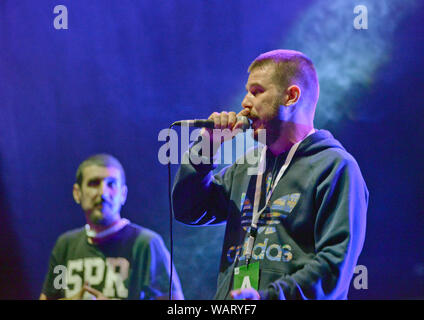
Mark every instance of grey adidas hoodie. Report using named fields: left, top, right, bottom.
left=172, top=129, right=368, bottom=300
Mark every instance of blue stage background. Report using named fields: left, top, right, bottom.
left=0, top=0, right=423, bottom=299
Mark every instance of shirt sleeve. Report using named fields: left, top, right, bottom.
left=41, top=237, right=66, bottom=299
left=142, top=235, right=184, bottom=300
left=259, top=158, right=369, bottom=300
left=172, top=140, right=236, bottom=226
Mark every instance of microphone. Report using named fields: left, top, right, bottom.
left=173, top=116, right=251, bottom=130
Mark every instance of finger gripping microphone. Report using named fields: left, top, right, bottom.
left=173, top=116, right=251, bottom=130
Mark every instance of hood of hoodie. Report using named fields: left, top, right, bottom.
left=296, top=129, right=346, bottom=157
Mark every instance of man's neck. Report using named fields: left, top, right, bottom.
left=85, top=217, right=130, bottom=244
left=87, top=217, right=122, bottom=233
left=268, top=122, right=314, bottom=156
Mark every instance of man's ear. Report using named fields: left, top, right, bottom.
left=73, top=183, right=82, bottom=204
left=284, top=85, right=301, bottom=106
left=120, top=185, right=128, bottom=206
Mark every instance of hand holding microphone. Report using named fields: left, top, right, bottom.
left=200, top=109, right=251, bottom=146
left=172, top=109, right=251, bottom=157
left=173, top=110, right=250, bottom=130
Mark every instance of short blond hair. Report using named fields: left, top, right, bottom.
left=248, top=49, right=319, bottom=106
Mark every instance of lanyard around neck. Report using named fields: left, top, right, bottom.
left=244, top=129, right=315, bottom=264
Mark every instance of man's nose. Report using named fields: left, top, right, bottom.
left=241, top=93, right=253, bottom=110
left=99, top=181, right=110, bottom=197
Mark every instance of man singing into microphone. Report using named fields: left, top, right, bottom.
left=40, top=154, right=184, bottom=300
left=172, top=49, right=368, bottom=300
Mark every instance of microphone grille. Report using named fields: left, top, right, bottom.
left=236, top=115, right=251, bottom=130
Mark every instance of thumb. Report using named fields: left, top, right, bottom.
left=237, top=108, right=250, bottom=117
left=233, top=109, right=251, bottom=130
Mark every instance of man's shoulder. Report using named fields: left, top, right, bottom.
left=306, top=142, right=366, bottom=192
left=49, top=227, right=86, bottom=256
left=56, top=226, right=85, bottom=244
left=306, top=130, right=360, bottom=169
left=123, top=223, right=170, bottom=258
left=125, top=223, right=165, bottom=245
left=319, top=145, right=357, bottom=164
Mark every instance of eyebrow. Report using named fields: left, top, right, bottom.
left=86, top=176, right=118, bottom=183
left=245, top=83, right=264, bottom=91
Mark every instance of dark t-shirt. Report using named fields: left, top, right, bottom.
left=42, top=223, right=183, bottom=299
